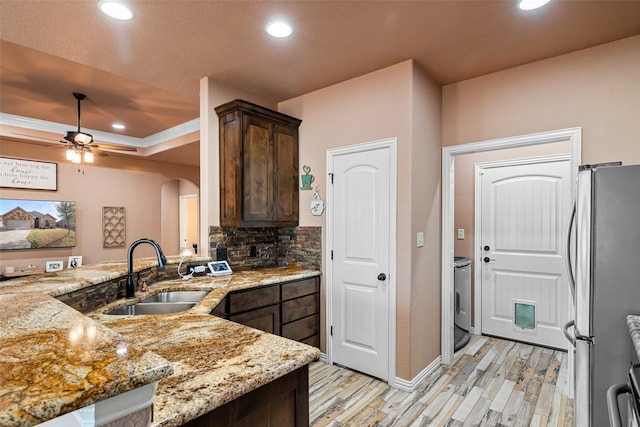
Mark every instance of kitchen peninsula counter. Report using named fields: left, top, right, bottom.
left=0, top=261, right=321, bottom=427
left=627, top=315, right=640, bottom=361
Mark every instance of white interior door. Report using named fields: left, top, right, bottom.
left=480, top=158, right=571, bottom=349
left=330, top=145, right=391, bottom=381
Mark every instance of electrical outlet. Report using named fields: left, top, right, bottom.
left=457, top=229, right=465, bottom=240
left=416, top=232, right=424, bottom=248
left=216, top=247, right=228, bottom=261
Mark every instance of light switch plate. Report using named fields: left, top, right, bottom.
left=416, top=232, right=424, bottom=247
left=457, top=229, right=465, bottom=240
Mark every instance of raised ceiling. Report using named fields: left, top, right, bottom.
left=1, top=1, right=639, bottom=166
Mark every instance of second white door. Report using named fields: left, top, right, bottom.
left=480, top=158, right=571, bottom=350
left=330, top=144, right=391, bottom=381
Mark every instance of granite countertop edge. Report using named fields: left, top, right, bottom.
left=627, top=315, right=640, bottom=361
left=0, top=263, right=321, bottom=427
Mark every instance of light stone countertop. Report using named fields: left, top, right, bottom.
left=627, top=315, right=640, bottom=361
left=0, top=260, right=321, bottom=427
left=0, top=292, right=173, bottom=427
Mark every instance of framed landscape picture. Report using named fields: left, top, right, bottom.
left=0, top=199, right=76, bottom=250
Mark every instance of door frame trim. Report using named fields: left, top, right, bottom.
left=474, top=154, right=572, bottom=344
left=326, top=137, right=398, bottom=386
left=441, top=127, right=581, bottom=365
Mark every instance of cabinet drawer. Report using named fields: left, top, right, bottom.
left=229, top=285, right=279, bottom=314
left=300, top=334, right=320, bottom=348
left=230, top=304, right=280, bottom=335
left=282, top=314, right=319, bottom=342
left=282, top=294, right=319, bottom=323
left=281, top=278, right=319, bottom=301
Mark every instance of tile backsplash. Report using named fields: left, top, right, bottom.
left=209, top=226, right=321, bottom=271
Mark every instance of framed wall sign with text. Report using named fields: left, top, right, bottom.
left=0, top=157, right=57, bottom=190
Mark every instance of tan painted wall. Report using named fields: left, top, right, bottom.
left=0, top=139, right=199, bottom=272
left=442, top=35, right=640, bottom=167
left=279, top=60, right=442, bottom=380
left=408, top=63, right=443, bottom=377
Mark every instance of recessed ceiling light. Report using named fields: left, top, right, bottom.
left=99, top=1, right=134, bottom=20
left=517, top=0, right=551, bottom=11
left=112, top=123, right=126, bottom=130
left=265, top=21, right=293, bottom=38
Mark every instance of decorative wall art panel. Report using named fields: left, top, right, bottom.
left=103, top=206, right=126, bottom=248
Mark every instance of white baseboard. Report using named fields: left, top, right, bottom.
left=315, top=353, right=442, bottom=393
left=393, top=356, right=442, bottom=392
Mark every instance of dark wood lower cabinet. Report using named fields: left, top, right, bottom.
left=183, top=365, right=309, bottom=427
left=282, top=314, right=320, bottom=342
left=210, top=276, right=321, bottom=348
left=229, top=304, right=280, bottom=335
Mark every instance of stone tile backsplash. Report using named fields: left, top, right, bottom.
left=209, top=226, right=321, bottom=271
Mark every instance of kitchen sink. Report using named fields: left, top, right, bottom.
left=105, top=302, right=196, bottom=316
left=139, top=290, right=210, bottom=303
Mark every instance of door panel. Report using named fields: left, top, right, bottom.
left=481, top=159, right=570, bottom=349
left=331, top=146, right=390, bottom=380
left=273, top=124, right=298, bottom=222
left=243, top=115, right=273, bottom=221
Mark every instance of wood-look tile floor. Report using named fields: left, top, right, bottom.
left=309, top=335, right=574, bottom=426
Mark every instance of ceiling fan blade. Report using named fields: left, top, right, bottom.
left=11, top=132, right=61, bottom=142
left=93, top=143, right=137, bottom=152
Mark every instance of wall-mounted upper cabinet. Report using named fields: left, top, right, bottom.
left=215, top=100, right=301, bottom=228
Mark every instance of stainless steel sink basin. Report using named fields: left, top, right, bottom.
left=105, top=302, right=196, bottom=316
left=139, top=290, right=210, bottom=303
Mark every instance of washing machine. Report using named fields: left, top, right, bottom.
left=453, top=256, right=472, bottom=351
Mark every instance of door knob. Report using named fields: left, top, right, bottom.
left=484, top=245, right=490, bottom=251
left=377, top=273, right=387, bottom=281
left=483, top=257, right=496, bottom=263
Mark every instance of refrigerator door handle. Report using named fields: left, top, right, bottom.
left=566, top=200, right=577, bottom=300
left=607, top=382, right=632, bottom=427
left=563, top=320, right=576, bottom=346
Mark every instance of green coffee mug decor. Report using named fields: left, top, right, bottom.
left=300, top=165, right=315, bottom=190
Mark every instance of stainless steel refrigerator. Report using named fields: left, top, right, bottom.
left=564, top=162, right=640, bottom=427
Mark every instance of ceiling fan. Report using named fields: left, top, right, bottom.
left=8, top=92, right=137, bottom=162
left=60, top=92, right=136, bottom=163
left=64, top=92, right=94, bottom=145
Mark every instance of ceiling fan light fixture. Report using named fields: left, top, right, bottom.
left=66, top=146, right=76, bottom=161
left=70, top=150, right=82, bottom=164
left=517, top=0, right=551, bottom=10
left=83, top=148, right=94, bottom=164
left=64, top=130, right=94, bottom=145
left=99, top=1, right=134, bottom=20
